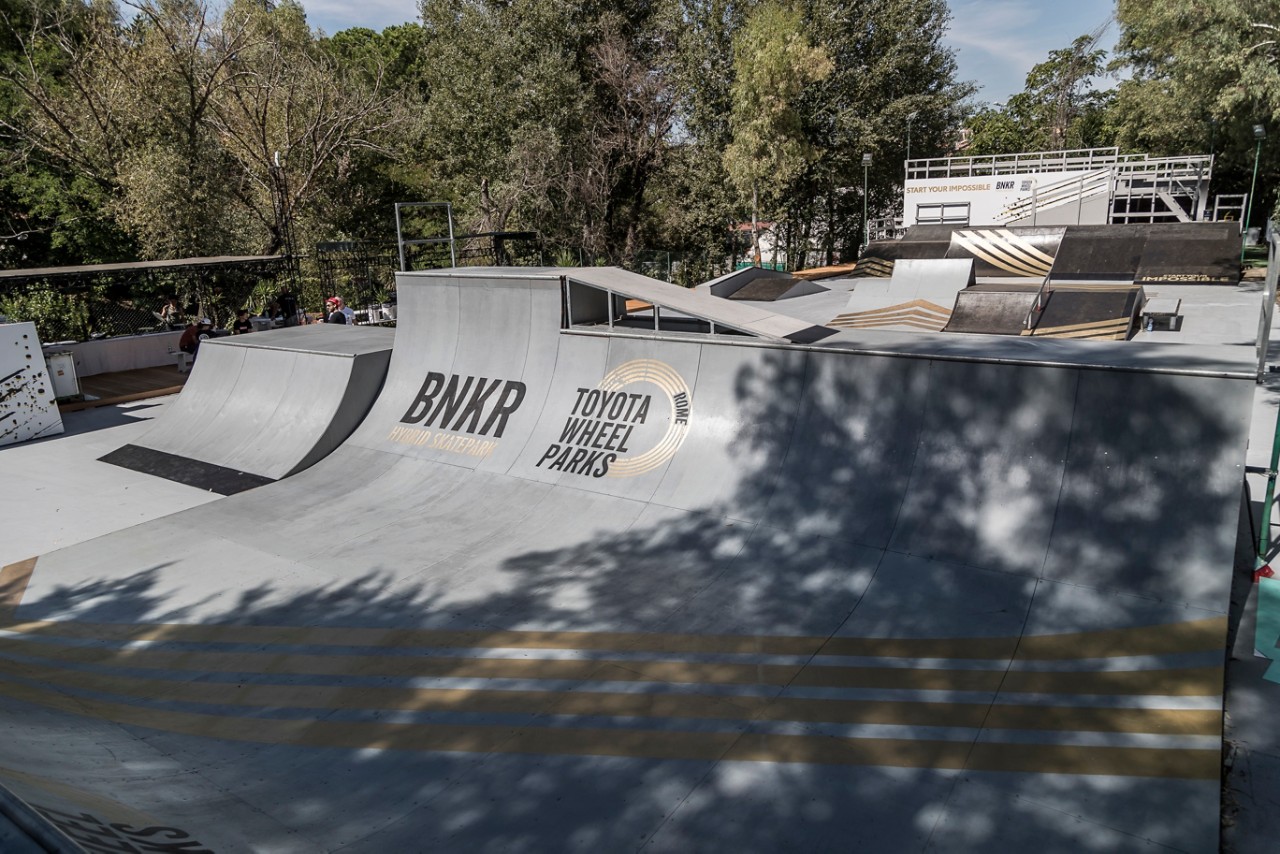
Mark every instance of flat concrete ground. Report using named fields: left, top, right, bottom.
left=0, top=396, right=219, bottom=568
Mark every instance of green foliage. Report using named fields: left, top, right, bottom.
left=972, top=5, right=1280, bottom=223
left=1, top=0, right=979, bottom=305
left=1113, top=0, right=1280, bottom=220
left=0, top=285, right=90, bottom=341
left=788, top=0, right=974, bottom=263
left=965, top=33, right=1116, bottom=156
left=723, top=1, right=830, bottom=210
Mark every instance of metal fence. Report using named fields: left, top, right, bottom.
left=0, top=257, right=289, bottom=343
left=313, top=233, right=544, bottom=314
left=1, top=237, right=736, bottom=344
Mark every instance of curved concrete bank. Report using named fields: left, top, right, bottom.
left=99, top=325, right=394, bottom=493
left=0, top=267, right=1254, bottom=852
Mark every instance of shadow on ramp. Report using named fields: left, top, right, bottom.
left=0, top=267, right=1253, bottom=852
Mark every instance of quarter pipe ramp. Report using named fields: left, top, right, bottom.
left=0, top=267, right=1254, bottom=852
left=99, top=325, right=394, bottom=493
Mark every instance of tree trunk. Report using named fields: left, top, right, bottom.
left=751, top=184, right=761, bottom=267
left=825, top=188, right=835, bottom=267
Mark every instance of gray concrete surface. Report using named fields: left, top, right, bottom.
left=116, top=324, right=394, bottom=480
left=0, top=397, right=219, bottom=568
left=0, top=267, right=1258, bottom=852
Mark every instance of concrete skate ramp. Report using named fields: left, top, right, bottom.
left=1027, top=286, right=1145, bottom=340
left=0, top=266, right=1255, bottom=852
left=699, top=267, right=828, bottom=301
left=727, top=275, right=827, bottom=301
left=829, top=259, right=973, bottom=331
left=99, top=325, right=393, bottom=493
left=944, top=285, right=1040, bottom=335
left=1048, top=225, right=1146, bottom=282
left=853, top=227, right=954, bottom=278
left=1134, top=222, right=1240, bottom=285
left=945, top=227, right=1064, bottom=277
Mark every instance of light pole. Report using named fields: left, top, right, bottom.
left=862, top=152, right=873, bottom=252
left=906, top=111, right=919, bottom=174
left=1243, top=123, right=1266, bottom=264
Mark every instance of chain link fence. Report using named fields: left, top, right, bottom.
left=0, top=257, right=289, bottom=343
left=313, top=233, right=544, bottom=318
left=1, top=239, right=736, bottom=344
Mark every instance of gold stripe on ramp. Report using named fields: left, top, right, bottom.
left=0, top=559, right=1229, bottom=781
left=991, top=229, right=1058, bottom=266
left=0, top=559, right=1226, bottom=662
left=975, top=229, right=1056, bottom=273
left=0, top=678, right=1221, bottom=779
left=853, top=259, right=893, bottom=278
left=0, top=633, right=1225, bottom=696
left=0, top=655, right=1224, bottom=735
left=1029, top=318, right=1132, bottom=340
left=0, top=599, right=1227, bottom=662
left=1013, top=617, right=1224, bottom=659
left=829, top=299, right=952, bottom=331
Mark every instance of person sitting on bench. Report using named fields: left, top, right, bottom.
left=179, top=317, right=215, bottom=360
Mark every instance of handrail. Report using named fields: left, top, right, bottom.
left=905, top=149, right=1212, bottom=182
left=1025, top=273, right=1052, bottom=332
left=1256, top=228, right=1279, bottom=572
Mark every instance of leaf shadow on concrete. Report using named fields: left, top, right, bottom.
left=0, top=338, right=1252, bottom=853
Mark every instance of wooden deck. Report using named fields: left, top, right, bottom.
left=60, top=365, right=189, bottom=412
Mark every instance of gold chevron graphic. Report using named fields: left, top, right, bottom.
left=977, top=228, right=1057, bottom=266
left=952, top=230, right=1055, bottom=277
left=830, top=299, right=952, bottom=331
left=852, top=257, right=894, bottom=278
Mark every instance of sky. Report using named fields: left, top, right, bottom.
left=302, top=0, right=1120, bottom=105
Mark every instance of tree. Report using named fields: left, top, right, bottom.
left=0, top=0, right=415, bottom=262
left=722, top=0, right=829, bottom=267
left=791, top=0, right=972, bottom=265
left=418, top=0, right=584, bottom=245
left=0, top=0, right=141, bottom=264
left=206, top=0, right=413, bottom=255
left=964, top=30, right=1116, bottom=157
left=1113, top=0, right=1280, bottom=219
left=418, top=0, right=679, bottom=263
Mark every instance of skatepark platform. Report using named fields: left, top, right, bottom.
left=0, top=267, right=1260, bottom=852
left=858, top=222, right=1242, bottom=286
left=98, top=325, right=394, bottom=494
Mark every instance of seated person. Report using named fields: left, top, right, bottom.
left=179, top=318, right=213, bottom=359
left=232, top=309, right=253, bottom=335
left=325, top=298, right=347, bottom=324
left=155, top=297, right=183, bottom=330
left=265, top=300, right=284, bottom=326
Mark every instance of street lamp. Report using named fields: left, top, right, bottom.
left=906, top=111, right=919, bottom=172
left=862, top=152, right=873, bottom=252
left=1243, top=123, right=1266, bottom=264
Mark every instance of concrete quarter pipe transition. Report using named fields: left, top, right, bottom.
left=0, top=267, right=1253, bottom=852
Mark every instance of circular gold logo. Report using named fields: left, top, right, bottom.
left=598, top=359, right=692, bottom=477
